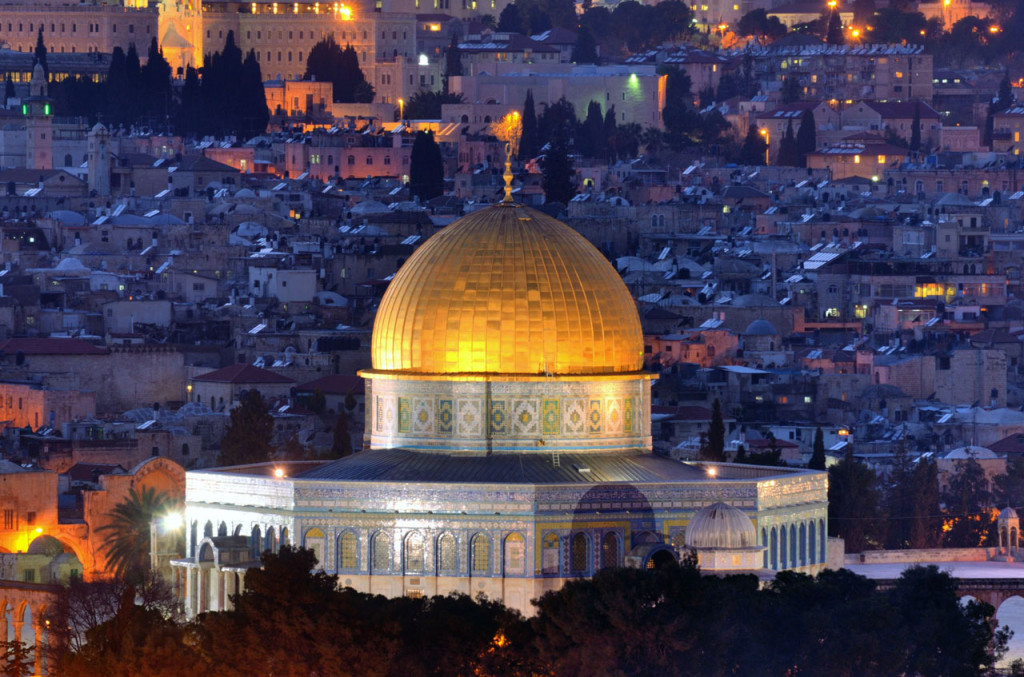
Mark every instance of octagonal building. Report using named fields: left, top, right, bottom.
left=174, top=200, right=829, bottom=617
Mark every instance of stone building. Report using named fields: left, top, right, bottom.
left=173, top=192, right=829, bottom=617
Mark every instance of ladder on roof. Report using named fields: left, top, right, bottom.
left=551, top=452, right=560, bottom=468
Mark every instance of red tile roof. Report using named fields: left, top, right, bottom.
left=192, top=364, right=295, bottom=384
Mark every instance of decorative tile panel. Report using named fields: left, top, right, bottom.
left=605, top=399, right=622, bottom=434
left=588, top=399, right=602, bottom=434
left=624, top=397, right=634, bottom=434
left=457, top=399, right=483, bottom=436
left=512, top=400, right=539, bottom=435
left=436, top=399, right=453, bottom=435
left=398, top=397, right=411, bottom=434
left=413, top=398, right=434, bottom=434
left=542, top=399, right=560, bottom=436
left=489, top=400, right=508, bottom=436
left=564, top=399, right=586, bottom=434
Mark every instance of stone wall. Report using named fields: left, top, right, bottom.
left=844, top=547, right=999, bottom=565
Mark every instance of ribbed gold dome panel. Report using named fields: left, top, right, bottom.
left=371, top=203, right=644, bottom=375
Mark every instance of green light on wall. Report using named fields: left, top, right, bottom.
left=44, top=104, right=50, bottom=115
left=21, top=104, right=27, bottom=116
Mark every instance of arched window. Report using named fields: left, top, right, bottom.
left=799, top=523, right=807, bottom=566
left=790, top=525, right=797, bottom=567
left=371, top=531, right=391, bottom=572
left=266, top=527, right=277, bottom=552
left=437, top=533, right=456, bottom=574
left=281, top=527, right=289, bottom=547
left=819, top=519, right=826, bottom=563
left=404, top=532, right=424, bottom=573
left=250, top=526, right=262, bottom=559
left=471, top=533, right=490, bottom=574
left=780, top=526, right=787, bottom=568
left=808, top=522, right=816, bottom=564
left=348, top=155, right=355, bottom=165
left=218, top=522, right=228, bottom=537
left=762, top=528, right=768, bottom=568
left=504, top=533, right=525, bottom=575
left=541, top=532, right=559, bottom=575
left=571, top=533, right=589, bottom=574
left=338, top=532, right=357, bottom=570
left=63, top=154, right=72, bottom=166
left=770, top=527, right=778, bottom=570
left=304, top=527, right=325, bottom=566
left=190, top=521, right=198, bottom=557
left=601, top=532, right=619, bottom=569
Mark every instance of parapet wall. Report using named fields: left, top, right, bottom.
left=845, top=547, right=999, bottom=565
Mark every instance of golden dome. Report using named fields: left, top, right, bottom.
left=371, top=202, right=643, bottom=376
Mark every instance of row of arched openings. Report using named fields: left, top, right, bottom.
left=303, top=529, right=623, bottom=577
left=762, top=520, right=826, bottom=570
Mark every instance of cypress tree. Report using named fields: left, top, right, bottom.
left=581, top=100, right=604, bottom=159
left=777, top=118, right=800, bottom=167
left=739, top=124, right=766, bottom=165
left=708, top=398, right=726, bottom=462
left=520, top=90, right=539, bottom=159
left=603, top=106, right=619, bottom=161
left=176, top=66, right=202, bottom=137
left=825, top=11, right=845, bottom=44
left=142, top=37, right=173, bottom=124
left=809, top=427, right=826, bottom=470
left=443, top=36, right=462, bottom=93
left=409, top=131, right=444, bottom=201
left=572, top=26, right=599, bottom=64
left=34, top=27, right=48, bottom=79
left=541, top=132, right=575, bottom=205
left=796, top=109, right=816, bottom=167
left=910, top=101, right=921, bottom=152
left=241, top=49, right=269, bottom=138
left=105, top=47, right=129, bottom=126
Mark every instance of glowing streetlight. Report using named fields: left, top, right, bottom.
left=707, top=466, right=718, bottom=477
left=274, top=467, right=286, bottom=479
left=759, top=127, right=770, bottom=165
left=162, top=512, right=184, bottom=530
left=827, top=0, right=837, bottom=8
left=989, top=24, right=1000, bottom=33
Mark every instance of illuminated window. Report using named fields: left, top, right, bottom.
left=471, top=533, right=490, bottom=573
left=895, top=71, right=904, bottom=78
left=803, top=396, right=812, bottom=404
left=877, top=155, right=885, bottom=164
left=571, top=532, right=589, bottom=573
left=854, top=155, right=861, bottom=164
left=404, top=532, right=424, bottom=572
left=371, top=531, right=390, bottom=571
left=339, top=532, right=357, bottom=569
left=504, top=533, right=525, bottom=574
left=542, top=533, right=559, bottom=574
left=601, top=532, right=620, bottom=569
left=438, top=533, right=457, bottom=572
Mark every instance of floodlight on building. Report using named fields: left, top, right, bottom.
left=274, top=467, right=287, bottom=479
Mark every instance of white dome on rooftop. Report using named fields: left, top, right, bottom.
left=687, top=502, right=757, bottom=549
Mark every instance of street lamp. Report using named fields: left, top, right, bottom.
left=759, top=127, right=770, bottom=165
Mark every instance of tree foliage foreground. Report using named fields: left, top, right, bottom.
left=56, top=547, right=1009, bottom=677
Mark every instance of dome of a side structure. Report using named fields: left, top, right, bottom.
left=1001, top=507, right=1020, bottom=520
left=743, top=318, right=779, bottom=336
left=369, top=201, right=643, bottom=376
left=686, top=501, right=757, bottom=549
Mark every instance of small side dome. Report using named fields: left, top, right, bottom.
left=686, top=502, right=757, bottom=549
left=945, top=445, right=997, bottom=460
left=1001, top=507, right=1019, bottom=520
left=744, top=318, right=779, bottom=336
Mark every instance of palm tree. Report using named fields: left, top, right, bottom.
left=96, top=487, right=181, bottom=584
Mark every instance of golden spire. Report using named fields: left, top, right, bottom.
left=491, top=111, right=522, bottom=205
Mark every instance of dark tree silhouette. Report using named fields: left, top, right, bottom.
left=219, top=389, right=275, bottom=466
left=520, top=89, right=539, bottom=159
left=96, top=486, right=181, bottom=584
left=304, top=37, right=374, bottom=103
left=541, top=132, right=575, bottom=204
left=409, top=130, right=444, bottom=201
left=34, top=27, right=48, bottom=79
left=809, top=427, right=826, bottom=470
left=796, top=108, right=817, bottom=166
